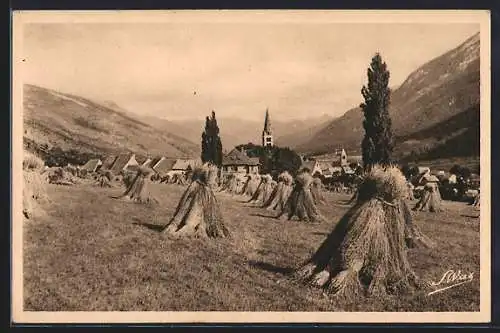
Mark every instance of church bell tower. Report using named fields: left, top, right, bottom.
left=262, top=108, right=274, bottom=148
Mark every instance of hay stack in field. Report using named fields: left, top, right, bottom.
left=413, top=175, right=441, bottom=212
left=171, top=173, right=188, bottom=186
left=406, top=181, right=415, bottom=200
left=219, top=173, right=240, bottom=194
left=161, top=164, right=229, bottom=238
left=240, top=173, right=261, bottom=197
left=122, top=171, right=136, bottom=189
left=248, top=174, right=274, bottom=205
left=95, top=170, right=113, bottom=187
left=293, top=165, right=433, bottom=298
left=236, top=175, right=246, bottom=194
left=23, top=152, right=48, bottom=219
left=150, top=173, right=161, bottom=183
left=276, top=170, right=325, bottom=223
left=263, top=171, right=293, bottom=211
left=217, top=173, right=232, bottom=192
left=473, top=192, right=480, bottom=209
left=207, top=166, right=219, bottom=189
left=160, top=174, right=171, bottom=184
left=77, top=167, right=88, bottom=179
left=64, top=164, right=78, bottom=177
left=311, top=177, right=326, bottom=205
left=47, top=167, right=78, bottom=186
left=216, top=174, right=228, bottom=192
left=114, top=166, right=158, bottom=204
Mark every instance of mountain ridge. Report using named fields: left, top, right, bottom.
left=23, top=84, right=201, bottom=159
left=293, top=32, right=480, bottom=159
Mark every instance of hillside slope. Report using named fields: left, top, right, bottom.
left=296, top=32, right=480, bottom=159
left=274, top=114, right=333, bottom=149
left=23, top=84, right=200, bottom=158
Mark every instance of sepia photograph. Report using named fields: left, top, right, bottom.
left=12, top=10, right=491, bottom=323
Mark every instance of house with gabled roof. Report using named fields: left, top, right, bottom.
left=222, top=148, right=260, bottom=175
left=153, top=157, right=177, bottom=175
left=172, top=159, right=191, bottom=171
left=300, top=159, right=322, bottom=176
left=101, top=155, right=117, bottom=170
left=171, top=158, right=203, bottom=172
left=145, top=156, right=163, bottom=169
left=81, top=158, right=102, bottom=172
left=141, top=157, right=152, bottom=167
left=108, top=153, right=138, bottom=174
left=134, top=155, right=150, bottom=166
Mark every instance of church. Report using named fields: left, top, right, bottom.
left=262, top=108, right=274, bottom=148
left=221, top=109, right=274, bottom=175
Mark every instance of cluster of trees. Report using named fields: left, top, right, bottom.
left=24, top=137, right=102, bottom=167
left=43, top=147, right=102, bottom=168
left=234, top=143, right=303, bottom=177
left=449, top=164, right=472, bottom=179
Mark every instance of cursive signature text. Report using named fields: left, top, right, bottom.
left=427, top=269, right=474, bottom=296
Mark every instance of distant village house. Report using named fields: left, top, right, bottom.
left=222, top=148, right=260, bottom=175
left=101, top=153, right=139, bottom=174
left=81, top=158, right=102, bottom=173
left=301, top=148, right=363, bottom=179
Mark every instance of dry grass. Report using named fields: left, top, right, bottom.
left=23, top=182, right=480, bottom=311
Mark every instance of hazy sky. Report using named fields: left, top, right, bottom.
left=22, top=20, right=479, bottom=121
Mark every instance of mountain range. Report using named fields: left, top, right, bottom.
left=165, top=114, right=333, bottom=152
left=293, top=32, right=480, bottom=161
left=23, top=84, right=200, bottom=158
left=23, top=32, right=480, bottom=164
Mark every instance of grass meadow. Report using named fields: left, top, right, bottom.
left=23, top=181, right=480, bottom=312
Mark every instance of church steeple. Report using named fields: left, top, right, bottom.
left=263, top=109, right=272, bottom=134
left=262, top=108, right=274, bottom=147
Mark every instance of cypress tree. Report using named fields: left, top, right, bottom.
left=201, top=116, right=211, bottom=164
left=211, top=111, right=223, bottom=167
left=360, top=53, right=394, bottom=169
left=201, top=111, right=223, bottom=167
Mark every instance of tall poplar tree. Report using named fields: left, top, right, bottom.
left=201, top=111, right=223, bottom=167
left=360, top=53, right=394, bottom=169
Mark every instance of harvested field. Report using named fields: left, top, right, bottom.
left=23, top=182, right=480, bottom=312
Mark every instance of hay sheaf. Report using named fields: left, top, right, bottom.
left=240, top=174, right=261, bottom=197
left=263, top=171, right=294, bottom=211
left=23, top=152, right=48, bottom=219
left=277, top=171, right=325, bottom=223
left=114, top=168, right=158, bottom=205
left=162, top=164, right=229, bottom=238
left=171, top=173, right=188, bottom=186
left=23, top=152, right=44, bottom=171
left=46, top=167, right=80, bottom=186
left=219, top=173, right=240, bottom=195
left=293, top=165, right=431, bottom=298
left=95, top=170, right=113, bottom=188
left=311, top=177, right=326, bottom=205
left=248, top=174, right=274, bottom=205
left=413, top=182, right=442, bottom=213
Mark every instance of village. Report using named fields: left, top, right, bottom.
left=72, top=109, right=480, bottom=206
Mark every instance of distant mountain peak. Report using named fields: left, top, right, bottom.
left=293, top=32, right=480, bottom=160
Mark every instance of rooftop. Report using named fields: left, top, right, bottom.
left=223, top=148, right=260, bottom=166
